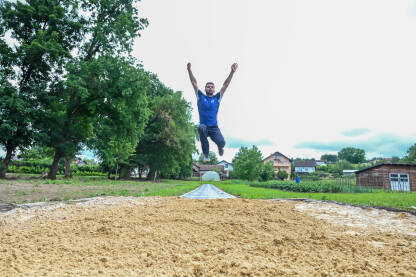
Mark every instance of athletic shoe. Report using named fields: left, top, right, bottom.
left=203, top=155, right=210, bottom=162
left=218, top=147, right=224, bottom=156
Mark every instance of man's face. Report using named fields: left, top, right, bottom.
left=205, top=83, right=215, bottom=96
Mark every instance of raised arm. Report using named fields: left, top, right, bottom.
left=220, top=63, right=238, bottom=97
left=187, top=63, right=198, bottom=95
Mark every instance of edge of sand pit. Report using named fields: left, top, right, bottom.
left=1, top=196, right=415, bottom=216
left=271, top=198, right=416, bottom=216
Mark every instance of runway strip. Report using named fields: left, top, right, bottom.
left=181, top=183, right=236, bottom=199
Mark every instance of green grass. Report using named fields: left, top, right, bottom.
left=214, top=182, right=416, bottom=211
left=2, top=174, right=416, bottom=211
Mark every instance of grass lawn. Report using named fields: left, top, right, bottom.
left=1, top=174, right=415, bottom=211
left=213, top=181, right=416, bottom=211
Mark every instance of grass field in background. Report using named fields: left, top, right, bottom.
left=1, top=174, right=415, bottom=211
left=214, top=182, right=416, bottom=211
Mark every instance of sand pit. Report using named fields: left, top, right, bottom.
left=1, top=197, right=416, bottom=276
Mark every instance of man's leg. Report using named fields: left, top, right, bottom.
left=208, top=126, right=225, bottom=156
left=198, top=124, right=210, bottom=161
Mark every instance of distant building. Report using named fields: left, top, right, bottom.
left=355, top=163, right=416, bottom=191
left=294, top=160, right=316, bottom=173
left=217, top=160, right=233, bottom=177
left=342, top=169, right=357, bottom=177
left=192, top=163, right=227, bottom=179
left=263, top=151, right=291, bottom=179
left=316, top=160, right=327, bottom=166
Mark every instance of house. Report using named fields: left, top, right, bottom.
left=192, top=163, right=227, bottom=179
left=294, top=160, right=316, bottom=174
left=263, top=151, right=291, bottom=179
left=355, top=163, right=416, bottom=191
left=343, top=169, right=357, bottom=177
left=217, top=160, right=233, bottom=177
left=316, top=160, right=327, bottom=166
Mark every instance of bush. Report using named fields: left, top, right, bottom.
left=250, top=180, right=372, bottom=193
left=276, top=170, right=288, bottom=180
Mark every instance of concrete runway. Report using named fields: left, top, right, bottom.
left=181, top=183, right=236, bottom=199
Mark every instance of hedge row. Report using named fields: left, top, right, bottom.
left=7, top=159, right=104, bottom=176
left=250, top=180, right=372, bottom=193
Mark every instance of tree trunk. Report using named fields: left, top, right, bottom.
left=64, top=157, right=72, bottom=178
left=0, top=148, right=14, bottom=178
left=107, top=170, right=111, bottom=179
left=48, top=151, right=62, bottom=179
left=146, top=168, right=153, bottom=180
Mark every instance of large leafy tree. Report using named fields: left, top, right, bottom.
left=131, top=82, right=197, bottom=180
left=232, top=146, right=264, bottom=181
left=88, top=59, right=151, bottom=179
left=320, top=154, right=338, bottom=163
left=0, top=0, right=83, bottom=177
left=338, top=147, right=365, bottom=164
left=35, top=0, right=149, bottom=179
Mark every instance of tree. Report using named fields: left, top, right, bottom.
left=402, top=143, right=416, bottom=164
left=260, top=162, right=274, bottom=181
left=320, top=154, right=338, bottom=163
left=0, top=0, right=83, bottom=177
left=131, top=85, right=197, bottom=180
left=277, top=170, right=288, bottom=180
left=232, top=146, right=263, bottom=181
left=338, top=147, right=365, bottom=164
left=87, top=59, right=151, bottom=179
left=34, top=0, right=149, bottom=179
left=198, top=151, right=219, bottom=165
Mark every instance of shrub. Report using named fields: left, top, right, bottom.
left=276, top=170, right=288, bottom=180
left=250, top=180, right=372, bottom=193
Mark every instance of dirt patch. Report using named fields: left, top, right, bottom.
left=1, top=197, right=416, bottom=276
left=0, top=179, right=151, bottom=203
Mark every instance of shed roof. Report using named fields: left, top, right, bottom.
left=355, top=163, right=416, bottom=174
left=294, top=160, right=316, bottom=167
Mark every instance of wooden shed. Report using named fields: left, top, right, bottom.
left=355, top=163, right=416, bottom=191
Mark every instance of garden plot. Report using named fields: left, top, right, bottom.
left=1, top=197, right=415, bottom=276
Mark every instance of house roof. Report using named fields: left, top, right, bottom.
left=294, top=160, right=316, bottom=167
left=355, top=163, right=416, bottom=174
left=263, top=151, right=291, bottom=162
left=195, top=164, right=226, bottom=173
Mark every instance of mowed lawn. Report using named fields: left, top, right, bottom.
left=214, top=182, right=416, bottom=211
left=1, top=174, right=415, bottom=211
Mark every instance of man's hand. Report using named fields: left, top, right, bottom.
left=231, top=63, right=238, bottom=73
left=187, top=62, right=198, bottom=93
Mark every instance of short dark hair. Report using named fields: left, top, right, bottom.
left=205, top=82, right=215, bottom=87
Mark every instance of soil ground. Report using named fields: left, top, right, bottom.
left=1, top=197, right=415, bottom=276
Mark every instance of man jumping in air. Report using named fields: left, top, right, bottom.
left=187, top=62, right=238, bottom=162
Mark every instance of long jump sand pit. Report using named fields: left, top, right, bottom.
left=1, top=197, right=416, bottom=276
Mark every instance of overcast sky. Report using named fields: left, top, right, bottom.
left=131, top=0, right=416, bottom=162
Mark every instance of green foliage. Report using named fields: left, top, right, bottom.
left=17, top=145, right=54, bottom=160
left=131, top=81, right=197, bottom=180
left=259, top=162, right=275, bottom=181
left=250, top=180, right=371, bottom=193
left=232, top=146, right=263, bottom=181
left=338, top=147, right=365, bottom=164
left=8, top=159, right=103, bottom=176
left=402, top=143, right=416, bottom=164
left=198, top=151, right=219, bottom=165
left=320, top=154, right=338, bottom=163
left=276, top=170, right=288, bottom=180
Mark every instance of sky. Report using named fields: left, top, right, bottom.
left=131, top=0, right=416, bottom=162
left=2, top=0, right=416, bottom=162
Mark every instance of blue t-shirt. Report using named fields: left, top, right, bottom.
left=197, top=89, right=222, bottom=127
